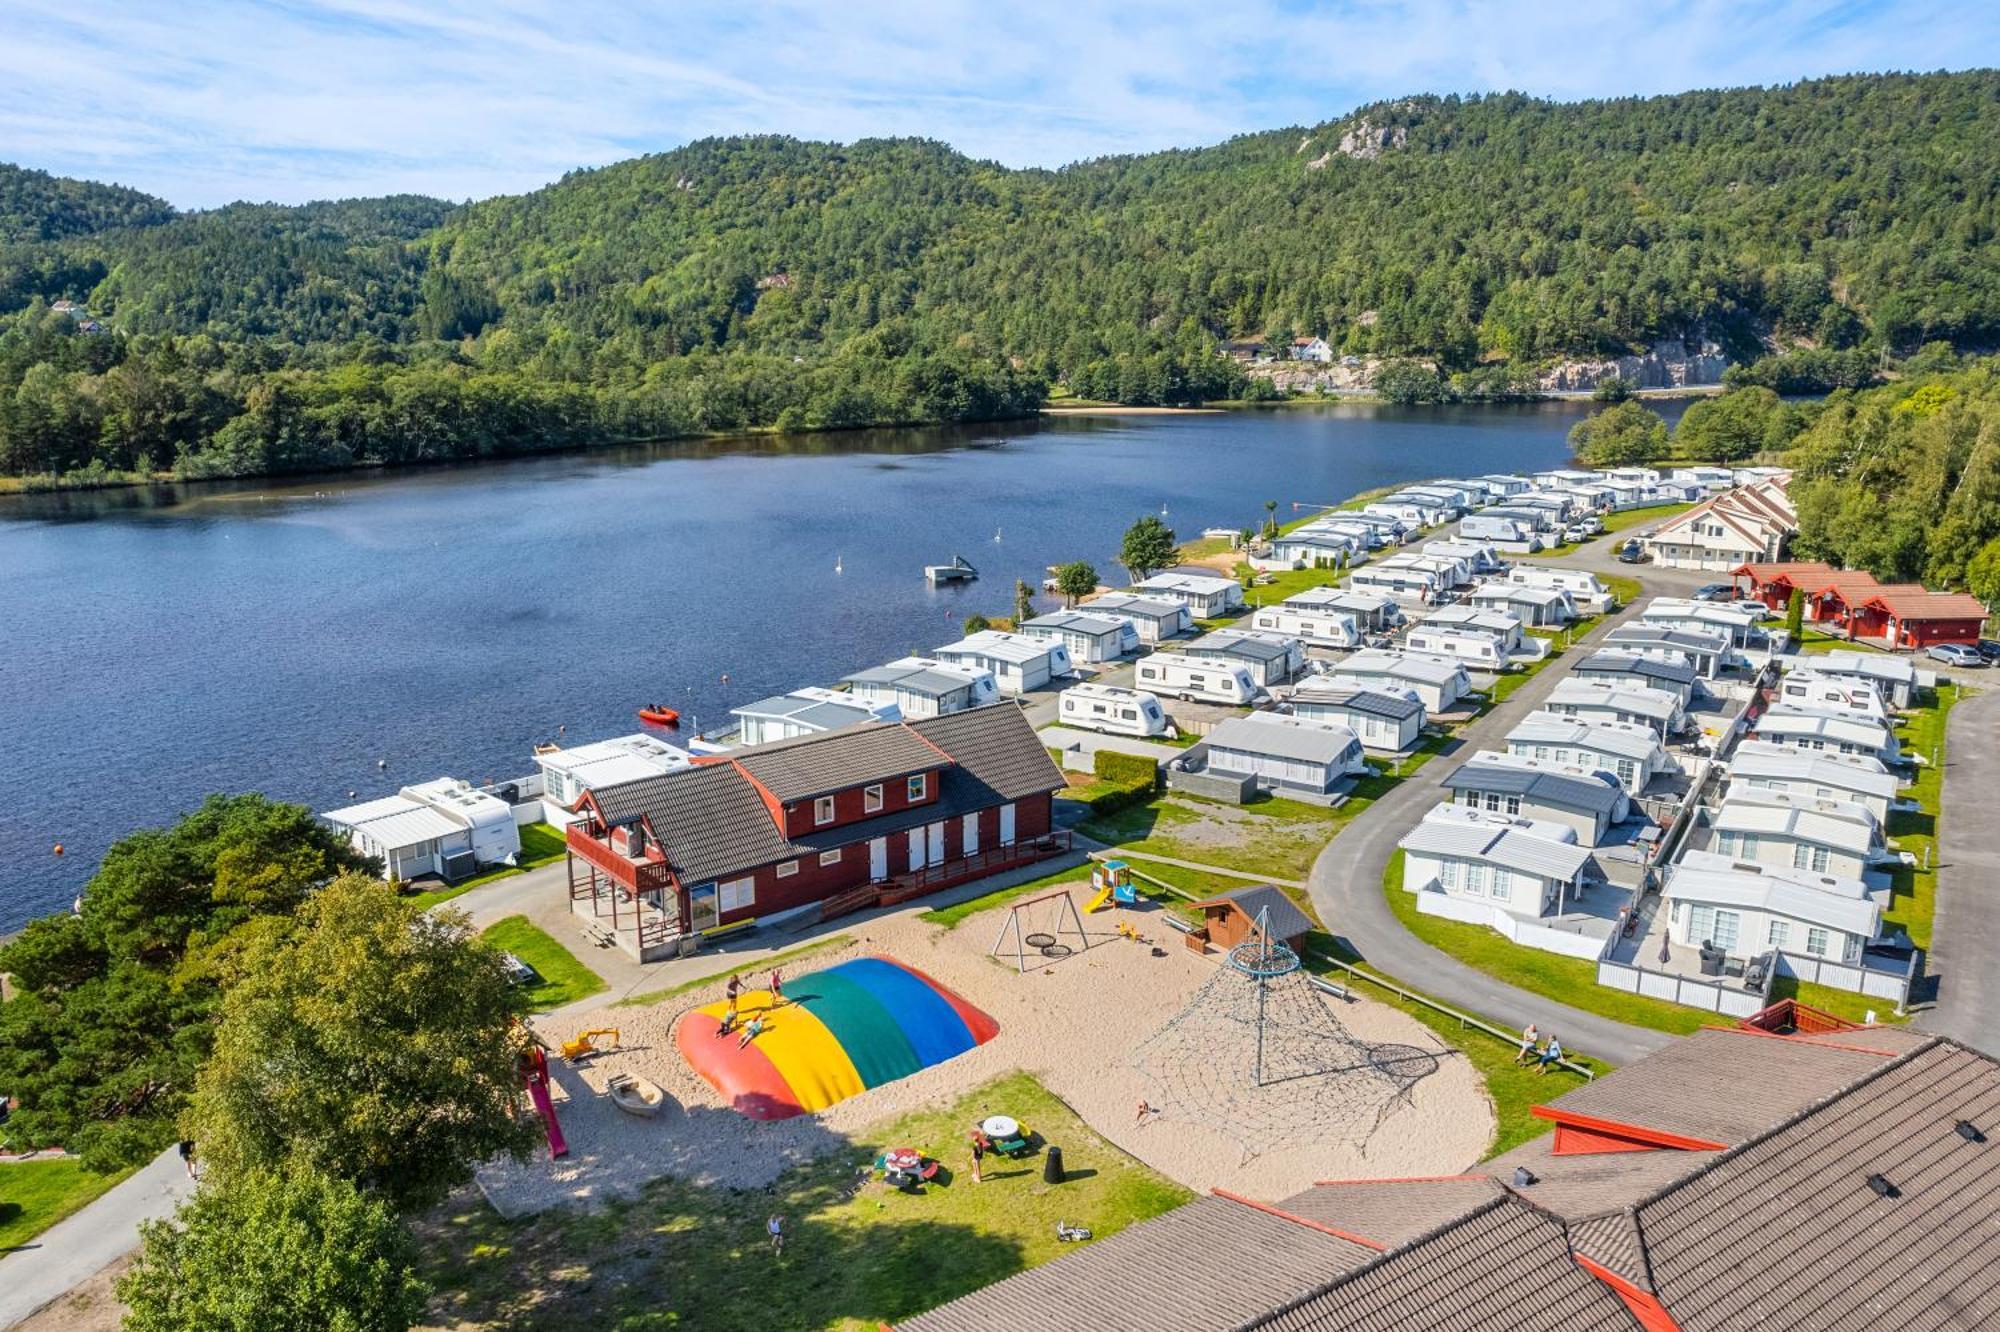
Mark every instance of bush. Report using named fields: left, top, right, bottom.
left=1093, top=750, right=1160, bottom=787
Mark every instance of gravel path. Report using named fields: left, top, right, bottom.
left=474, top=884, right=1491, bottom=1218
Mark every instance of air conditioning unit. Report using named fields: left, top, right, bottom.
left=441, top=849, right=479, bottom=882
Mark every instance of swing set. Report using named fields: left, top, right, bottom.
left=989, top=888, right=1092, bottom=973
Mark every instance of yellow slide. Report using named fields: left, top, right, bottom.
left=1084, top=885, right=1113, bottom=913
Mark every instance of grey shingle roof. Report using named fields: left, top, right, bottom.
left=1291, top=687, right=1424, bottom=722
left=1443, top=759, right=1625, bottom=817
left=733, top=721, right=949, bottom=803
left=1195, top=884, right=1316, bottom=943
left=1398, top=815, right=1592, bottom=880
left=1273, top=1177, right=1501, bottom=1249
left=1486, top=1133, right=1720, bottom=1222
left=1241, top=1196, right=1642, bottom=1332
left=1574, top=651, right=1698, bottom=690
left=908, top=704, right=1065, bottom=804
left=603, top=761, right=799, bottom=886
left=1206, top=712, right=1359, bottom=766
left=1600, top=1039, right=2000, bottom=1331
left=1189, top=630, right=1292, bottom=663
left=1539, top=1027, right=1898, bottom=1148
left=897, top=1193, right=1377, bottom=1332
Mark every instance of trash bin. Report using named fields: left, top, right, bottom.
left=1043, top=1144, right=1065, bottom=1185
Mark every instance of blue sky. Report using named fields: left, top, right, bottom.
left=4, top=0, right=1995, bottom=208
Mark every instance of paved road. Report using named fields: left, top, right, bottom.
left=0, top=1146, right=194, bottom=1330
left=1914, top=686, right=2000, bottom=1054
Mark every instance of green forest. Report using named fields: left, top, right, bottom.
left=3, top=71, right=1999, bottom=481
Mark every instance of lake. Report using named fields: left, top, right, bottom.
left=0, top=399, right=1690, bottom=932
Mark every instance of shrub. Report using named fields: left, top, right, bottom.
left=1093, top=750, right=1160, bottom=788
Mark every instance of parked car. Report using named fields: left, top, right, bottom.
left=1562, top=524, right=1593, bottom=544
left=1693, top=583, right=1734, bottom=602
left=1616, top=539, right=1647, bottom=564
left=1927, top=643, right=1986, bottom=668
left=1581, top=515, right=1605, bottom=535
left=1975, top=639, right=2000, bottom=663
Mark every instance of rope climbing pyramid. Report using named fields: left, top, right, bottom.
left=1131, top=905, right=1440, bottom=1159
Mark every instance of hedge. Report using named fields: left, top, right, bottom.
left=1093, top=750, right=1160, bottom=787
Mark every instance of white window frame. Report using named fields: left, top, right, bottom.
left=819, top=849, right=842, bottom=867
left=907, top=773, right=927, bottom=800
left=814, top=795, right=836, bottom=826
left=775, top=860, right=799, bottom=879
left=1806, top=927, right=1831, bottom=957
left=1768, top=919, right=1791, bottom=948
left=718, top=876, right=756, bottom=914
left=863, top=784, right=884, bottom=813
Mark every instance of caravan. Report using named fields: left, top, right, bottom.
left=1134, top=652, right=1266, bottom=705
left=1248, top=604, right=1363, bottom=648
left=1057, top=683, right=1174, bottom=738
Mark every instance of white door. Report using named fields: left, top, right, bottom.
left=907, top=828, right=924, bottom=871
left=927, top=822, right=945, bottom=867
left=999, top=803, right=1016, bottom=846
left=962, top=813, right=980, bottom=855
left=869, top=837, right=887, bottom=882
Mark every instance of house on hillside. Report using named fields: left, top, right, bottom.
left=1291, top=336, right=1333, bottom=362
left=563, top=706, right=1065, bottom=959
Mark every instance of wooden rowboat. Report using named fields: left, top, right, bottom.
left=607, top=1073, right=666, bottom=1118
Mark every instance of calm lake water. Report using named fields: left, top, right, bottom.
left=0, top=400, right=1690, bottom=932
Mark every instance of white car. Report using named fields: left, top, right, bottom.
left=1562, top=524, right=1592, bottom=544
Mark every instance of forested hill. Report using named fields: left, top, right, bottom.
left=3, top=70, right=1999, bottom=481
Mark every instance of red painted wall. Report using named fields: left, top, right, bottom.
left=1553, top=1122, right=1666, bottom=1155
left=1890, top=616, right=1982, bottom=648
left=775, top=768, right=941, bottom=839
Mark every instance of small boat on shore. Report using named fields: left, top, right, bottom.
left=637, top=705, right=681, bottom=727
left=925, top=553, right=979, bottom=585
left=607, top=1073, right=666, bottom=1118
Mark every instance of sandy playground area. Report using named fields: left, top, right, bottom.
left=474, top=883, right=1493, bottom=1218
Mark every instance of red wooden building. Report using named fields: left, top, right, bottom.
left=1731, top=561, right=1836, bottom=612
left=563, top=704, right=1067, bottom=959
left=1855, top=588, right=1989, bottom=649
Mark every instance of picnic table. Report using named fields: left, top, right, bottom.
left=979, top=1115, right=1018, bottom=1139
left=877, top=1146, right=937, bottom=1188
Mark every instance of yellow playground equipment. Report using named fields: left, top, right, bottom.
left=1085, top=860, right=1138, bottom=912
left=560, top=1029, right=620, bottom=1063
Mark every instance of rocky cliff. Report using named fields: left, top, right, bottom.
left=1534, top=339, right=1730, bottom=393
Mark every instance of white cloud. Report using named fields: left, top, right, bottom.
left=0, top=0, right=1991, bottom=207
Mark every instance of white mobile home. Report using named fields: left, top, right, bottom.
left=537, top=733, right=694, bottom=823
left=1570, top=651, right=1699, bottom=705
left=1504, top=711, right=1673, bottom=796
left=1282, top=586, right=1402, bottom=631
left=1640, top=599, right=1779, bottom=661
left=1185, top=628, right=1306, bottom=686
left=1083, top=592, right=1193, bottom=644
left=1469, top=583, right=1576, bottom=627
left=841, top=657, right=1000, bottom=719
left=1248, top=603, right=1363, bottom=649
left=1404, top=624, right=1512, bottom=670
left=1544, top=678, right=1686, bottom=737
left=1019, top=610, right=1140, bottom=664
left=324, top=778, right=521, bottom=883
left=1363, top=500, right=1442, bottom=530
left=730, top=687, right=901, bottom=747
left=1750, top=708, right=1901, bottom=766
left=1505, top=565, right=1615, bottom=613
left=1481, top=505, right=1560, bottom=535
left=1712, top=795, right=1883, bottom=880
left=1201, top=711, right=1367, bottom=795
left=1398, top=805, right=1593, bottom=918
left=1476, top=474, right=1534, bottom=498
left=1726, top=743, right=1900, bottom=825
left=1603, top=624, right=1730, bottom=679
left=1664, top=852, right=1880, bottom=965
left=1130, top=572, right=1246, bottom=618
left=1380, top=550, right=1474, bottom=589
left=1444, top=755, right=1630, bottom=844
left=1807, top=650, right=1919, bottom=710
left=1420, top=539, right=1505, bottom=575
left=934, top=630, right=1074, bottom=696
left=1133, top=652, right=1264, bottom=705
left=1342, top=512, right=1411, bottom=545
left=1670, top=465, right=1738, bottom=491
left=1269, top=531, right=1363, bottom=568
left=1288, top=686, right=1426, bottom=752
left=1326, top=650, right=1473, bottom=714
left=1420, top=605, right=1531, bottom=654
left=1057, top=683, right=1172, bottom=738
left=1533, top=469, right=1603, bottom=491
left=1460, top=514, right=1542, bottom=548
left=1347, top=564, right=1441, bottom=604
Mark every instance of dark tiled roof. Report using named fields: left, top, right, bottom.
left=733, top=721, right=948, bottom=803
left=608, top=761, right=800, bottom=886
left=1539, top=1027, right=1895, bottom=1147
left=1194, top=884, right=1315, bottom=943
left=909, top=704, right=1065, bottom=803
left=1442, top=760, right=1625, bottom=816
left=1274, top=1177, right=1500, bottom=1249
left=1616, top=1039, right=2000, bottom=1330
left=1243, top=1196, right=1642, bottom=1332
left=897, top=1193, right=1376, bottom=1332
left=1574, top=651, right=1698, bottom=690
left=1487, top=1132, right=1719, bottom=1222
left=1294, top=688, right=1424, bottom=722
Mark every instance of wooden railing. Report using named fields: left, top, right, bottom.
left=889, top=831, right=1073, bottom=896
left=565, top=823, right=674, bottom=891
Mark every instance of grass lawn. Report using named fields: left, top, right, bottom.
left=1768, top=975, right=1908, bottom=1027
left=617, top=935, right=858, bottom=1007
left=412, top=823, right=571, bottom=909
left=1241, top=563, right=1344, bottom=606
left=1793, top=626, right=1891, bottom=656
left=481, top=916, right=607, bottom=1013
left=1381, top=852, right=1708, bottom=1040
left=1883, top=683, right=1958, bottom=951
left=0, top=1158, right=133, bottom=1252
left=1597, top=503, right=1694, bottom=535
left=1077, top=788, right=1370, bottom=883
left=415, top=1073, right=1192, bottom=1332
left=1601, top=573, right=1644, bottom=606
left=1486, top=649, right=1565, bottom=705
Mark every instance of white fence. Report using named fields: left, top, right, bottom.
left=1775, top=950, right=1917, bottom=1012
left=1416, top=890, right=1609, bottom=961
left=1597, top=958, right=1769, bottom=1018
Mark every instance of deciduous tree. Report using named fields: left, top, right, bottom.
left=1118, top=515, right=1180, bottom=582
left=1053, top=560, right=1099, bottom=606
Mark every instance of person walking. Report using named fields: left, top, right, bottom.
left=767, top=1214, right=785, bottom=1255
left=1514, top=1023, right=1539, bottom=1066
